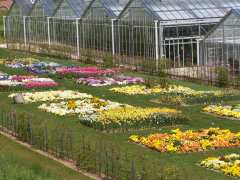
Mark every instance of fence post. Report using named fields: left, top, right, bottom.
left=23, top=16, right=27, bottom=47
left=3, top=16, right=6, bottom=39
left=76, top=18, right=80, bottom=58
left=47, top=17, right=51, bottom=47
left=111, top=19, right=116, bottom=56
left=154, top=20, right=159, bottom=72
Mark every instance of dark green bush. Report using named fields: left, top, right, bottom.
left=216, top=67, right=229, bottom=87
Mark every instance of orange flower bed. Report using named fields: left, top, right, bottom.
left=129, top=128, right=240, bottom=153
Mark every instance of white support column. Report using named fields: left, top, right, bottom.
left=3, top=16, right=6, bottom=38
left=197, top=39, right=200, bottom=66
left=154, top=20, right=159, bottom=72
left=47, top=17, right=51, bottom=47
left=76, top=18, right=80, bottom=58
left=111, top=19, right=116, bottom=55
left=159, top=21, right=164, bottom=58
left=23, top=16, right=27, bottom=47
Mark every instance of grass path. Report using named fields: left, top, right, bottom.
left=0, top=134, right=91, bottom=180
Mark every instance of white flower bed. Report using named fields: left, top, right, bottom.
left=9, top=90, right=92, bottom=103
left=38, top=98, right=126, bottom=116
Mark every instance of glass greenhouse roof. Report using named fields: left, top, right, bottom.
left=99, top=0, right=125, bottom=17
left=42, top=0, right=61, bottom=16
left=82, top=0, right=127, bottom=18
left=54, top=0, right=92, bottom=18
left=65, top=0, right=91, bottom=17
left=121, top=0, right=240, bottom=21
left=12, top=0, right=35, bottom=16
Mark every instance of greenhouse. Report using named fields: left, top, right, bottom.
left=4, top=0, right=240, bottom=71
left=203, top=9, right=240, bottom=73
left=8, top=0, right=34, bottom=16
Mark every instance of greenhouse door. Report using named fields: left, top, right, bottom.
left=163, top=37, right=199, bottom=67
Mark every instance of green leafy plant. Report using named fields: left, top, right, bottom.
left=216, top=67, right=229, bottom=87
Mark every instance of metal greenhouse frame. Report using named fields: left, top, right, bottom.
left=203, top=9, right=240, bottom=73
left=4, top=0, right=240, bottom=72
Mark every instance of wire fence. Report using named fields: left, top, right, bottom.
left=0, top=109, right=212, bottom=180
left=5, top=15, right=240, bottom=86
left=4, top=16, right=202, bottom=71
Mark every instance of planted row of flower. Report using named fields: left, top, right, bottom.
left=200, top=154, right=240, bottom=177
left=0, top=75, right=58, bottom=90
left=129, top=128, right=240, bottom=153
left=4, top=58, right=62, bottom=75
left=79, top=107, right=188, bottom=132
left=77, top=75, right=144, bottom=87
left=56, top=67, right=117, bottom=77
left=9, top=90, right=91, bottom=103
left=9, top=90, right=188, bottom=131
left=203, top=105, right=240, bottom=119
left=110, top=85, right=229, bottom=97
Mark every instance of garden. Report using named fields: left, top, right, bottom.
left=1, top=48, right=240, bottom=179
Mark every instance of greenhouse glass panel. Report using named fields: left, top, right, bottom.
left=203, top=9, right=240, bottom=73
left=54, top=0, right=91, bottom=18
left=82, top=0, right=127, bottom=20
left=120, top=0, right=240, bottom=22
left=8, top=0, right=35, bottom=16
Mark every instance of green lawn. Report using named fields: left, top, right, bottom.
left=1, top=48, right=240, bottom=179
left=0, top=134, right=90, bottom=180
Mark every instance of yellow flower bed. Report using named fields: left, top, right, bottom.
left=80, top=107, right=187, bottom=131
left=203, top=105, right=240, bottom=119
left=110, top=85, right=224, bottom=96
left=200, top=154, right=240, bottom=177
left=98, top=107, right=179, bottom=124
left=129, top=128, right=240, bottom=153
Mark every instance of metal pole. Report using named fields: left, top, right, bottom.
left=154, top=20, right=159, bottom=71
left=111, top=19, right=116, bottom=55
left=3, top=16, right=6, bottom=38
left=76, top=18, right=80, bottom=58
left=197, top=39, right=200, bottom=66
left=23, top=16, right=27, bottom=47
left=47, top=17, right=51, bottom=46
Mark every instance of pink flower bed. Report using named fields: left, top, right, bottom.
left=0, top=75, right=58, bottom=89
left=77, top=75, right=145, bottom=86
left=11, top=75, right=37, bottom=81
left=24, top=81, right=58, bottom=89
left=56, top=67, right=116, bottom=76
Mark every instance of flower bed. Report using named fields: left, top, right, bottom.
left=9, top=90, right=91, bottom=103
left=200, top=154, right=240, bottom=177
left=80, top=107, right=187, bottom=131
left=38, top=96, right=186, bottom=131
left=0, top=75, right=58, bottom=89
left=4, top=58, right=62, bottom=75
left=129, top=128, right=240, bottom=153
left=77, top=75, right=144, bottom=86
left=110, top=85, right=224, bottom=96
left=38, top=97, right=126, bottom=116
left=56, top=67, right=116, bottom=77
left=203, top=105, right=240, bottom=119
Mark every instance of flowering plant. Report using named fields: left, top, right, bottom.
left=9, top=90, right=92, bottom=103
left=129, top=128, right=240, bottom=153
left=80, top=107, right=187, bottom=131
left=0, top=75, right=58, bottom=89
left=23, top=81, right=58, bottom=89
left=200, top=154, right=240, bottom=177
left=77, top=75, right=144, bottom=86
left=203, top=105, right=240, bottom=119
left=38, top=97, right=125, bottom=116
left=110, top=85, right=225, bottom=96
left=56, top=67, right=116, bottom=77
